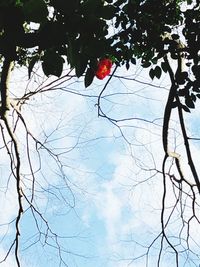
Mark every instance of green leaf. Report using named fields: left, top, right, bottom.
left=23, top=0, right=48, bottom=23
left=185, top=96, right=195, bottom=109
left=131, top=58, right=136, bottom=65
left=126, top=61, right=130, bottom=70
left=161, top=62, right=168, bottom=73
left=151, top=57, right=158, bottom=65
left=149, top=68, right=154, bottom=80
left=67, top=39, right=79, bottom=68
left=182, top=105, right=191, bottom=113
left=75, top=56, right=88, bottom=78
left=84, top=68, right=95, bottom=88
left=191, top=93, right=196, bottom=102
left=42, top=51, right=64, bottom=77
left=154, top=66, right=162, bottom=79
left=142, top=61, right=151, bottom=68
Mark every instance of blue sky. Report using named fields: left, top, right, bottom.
left=0, top=62, right=200, bottom=267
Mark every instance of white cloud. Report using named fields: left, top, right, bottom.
left=0, top=247, right=37, bottom=267
left=0, top=249, right=16, bottom=267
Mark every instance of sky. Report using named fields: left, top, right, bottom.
left=0, top=60, right=200, bottom=267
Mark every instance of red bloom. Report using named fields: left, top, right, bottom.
left=95, top=58, right=113, bottom=80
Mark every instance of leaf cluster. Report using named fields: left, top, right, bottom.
left=0, top=0, right=117, bottom=84
left=1, top=0, right=200, bottom=95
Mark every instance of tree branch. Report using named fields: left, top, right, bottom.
left=0, top=57, right=13, bottom=119
left=162, top=55, right=178, bottom=154
left=0, top=54, right=23, bottom=266
left=176, top=96, right=200, bottom=194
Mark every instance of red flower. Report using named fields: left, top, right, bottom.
left=95, top=58, right=113, bottom=80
